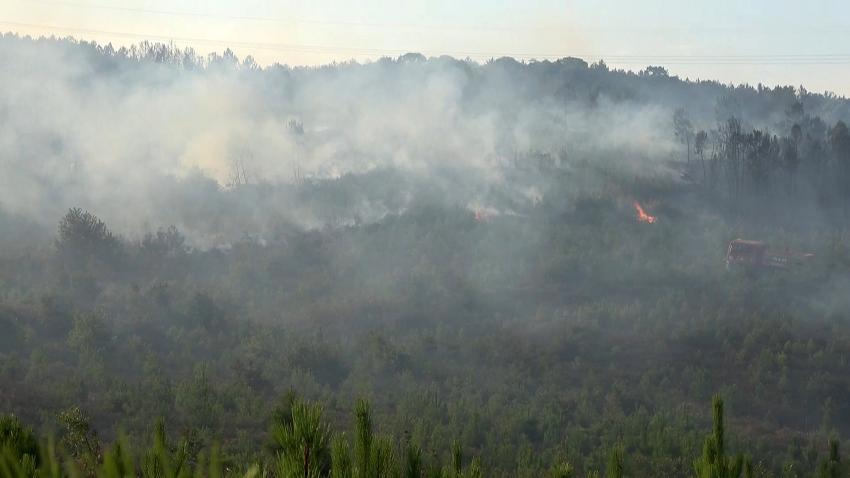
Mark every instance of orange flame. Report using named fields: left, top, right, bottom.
left=633, top=201, right=656, bottom=224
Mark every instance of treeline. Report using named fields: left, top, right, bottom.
left=2, top=395, right=841, bottom=478
left=3, top=31, right=849, bottom=126
left=673, top=104, right=850, bottom=216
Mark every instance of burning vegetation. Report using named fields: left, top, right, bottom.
left=633, top=201, right=657, bottom=224
left=473, top=209, right=491, bottom=223
left=5, top=32, right=850, bottom=478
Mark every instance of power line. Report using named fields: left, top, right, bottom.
left=16, top=0, right=561, bottom=32
left=25, top=0, right=406, bottom=29
left=0, top=20, right=410, bottom=55
left=4, top=20, right=850, bottom=65
left=18, top=0, right=850, bottom=35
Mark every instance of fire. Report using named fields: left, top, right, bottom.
left=633, top=201, right=657, bottom=224
left=473, top=209, right=490, bottom=222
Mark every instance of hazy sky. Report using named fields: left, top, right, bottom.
left=4, top=0, right=850, bottom=94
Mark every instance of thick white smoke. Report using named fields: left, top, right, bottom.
left=0, top=36, right=680, bottom=244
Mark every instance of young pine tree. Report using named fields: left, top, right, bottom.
left=817, top=439, right=843, bottom=478
left=273, top=400, right=331, bottom=478
left=354, top=399, right=374, bottom=478
left=549, top=461, right=574, bottom=478
left=693, top=395, right=750, bottom=478
left=331, top=435, right=353, bottom=478
left=404, top=443, right=422, bottom=478
left=607, top=446, right=624, bottom=478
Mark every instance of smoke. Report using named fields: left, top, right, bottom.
left=4, top=34, right=840, bottom=247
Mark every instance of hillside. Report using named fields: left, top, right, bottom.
left=2, top=34, right=850, bottom=477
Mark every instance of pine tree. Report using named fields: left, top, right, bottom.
left=693, top=395, right=745, bottom=478
left=550, top=461, right=575, bottom=478
left=332, top=435, right=353, bottom=478
left=451, top=441, right=462, bottom=476
left=817, top=439, right=843, bottom=478
left=354, top=399, right=374, bottom=478
left=463, top=458, right=482, bottom=478
left=273, top=400, right=331, bottom=478
left=371, top=437, right=396, bottom=478
left=0, top=416, right=39, bottom=468
left=607, top=446, right=624, bottom=478
left=404, top=444, right=422, bottom=478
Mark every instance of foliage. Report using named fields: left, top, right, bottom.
left=0, top=416, right=38, bottom=468
left=692, top=396, right=747, bottom=478
left=2, top=42, right=850, bottom=475
left=273, top=400, right=331, bottom=478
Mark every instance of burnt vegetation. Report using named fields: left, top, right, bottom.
left=2, top=34, right=850, bottom=477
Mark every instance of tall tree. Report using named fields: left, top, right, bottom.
left=695, top=130, right=709, bottom=183
left=784, top=125, right=802, bottom=193
left=693, top=395, right=747, bottom=478
left=829, top=121, right=850, bottom=216
left=674, top=108, right=695, bottom=166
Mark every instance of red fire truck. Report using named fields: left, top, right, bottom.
left=725, top=239, right=813, bottom=270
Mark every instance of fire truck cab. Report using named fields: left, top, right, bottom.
left=726, top=239, right=767, bottom=269
left=726, top=239, right=813, bottom=270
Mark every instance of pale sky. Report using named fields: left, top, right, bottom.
left=3, top=0, right=850, bottom=95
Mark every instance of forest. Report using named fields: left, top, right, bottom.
left=2, top=33, right=850, bottom=477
